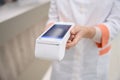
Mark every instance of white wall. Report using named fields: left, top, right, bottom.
left=109, top=34, right=120, bottom=80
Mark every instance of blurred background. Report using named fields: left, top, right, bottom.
left=0, top=0, right=120, bottom=80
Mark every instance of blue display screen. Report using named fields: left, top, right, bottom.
left=41, top=24, right=71, bottom=39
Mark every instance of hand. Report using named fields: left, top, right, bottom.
left=66, top=25, right=96, bottom=49
left=43, top=22, right=54, bottom=31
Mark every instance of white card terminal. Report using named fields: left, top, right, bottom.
left=35, top=22, right=74, bottom=61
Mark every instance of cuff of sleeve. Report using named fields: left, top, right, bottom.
left=92, top=27, right=102, bottom=43
left=96, top=24, right=110, bottom=48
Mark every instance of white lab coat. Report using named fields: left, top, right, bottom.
left=47, top=0, right=120, bottom=80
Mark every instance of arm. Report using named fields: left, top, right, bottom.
left=67, top=0, right=120, bottom=49
left=96, top=0, right=120, bottom=48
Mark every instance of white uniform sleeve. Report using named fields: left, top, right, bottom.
left=47, top=0, right=59, bottom=25
left=97, top=0, right=120, bottom=47
left=104, top=0, right=120, bottom=40
left=92, top=27, right=102, bottom=43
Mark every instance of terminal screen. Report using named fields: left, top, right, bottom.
left=41, top=24, right=71, bottom=39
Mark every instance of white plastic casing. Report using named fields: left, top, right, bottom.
left=35, top=22, right=74, bottom=61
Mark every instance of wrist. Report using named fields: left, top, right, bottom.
left=85, top=27, right=96, bottom=39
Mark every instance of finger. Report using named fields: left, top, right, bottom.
left=66, top=35, right=76, bottom=48
left=71, top=35, right=75, bottom=40
left=66, top=42, right=72, bottom=49
left=67, top=32, right=83, bottom=48
left=68, top=34, right=75, bottom=42
left=67, top=40, right=72, bottom=43
left=44, top=22, right=54, bottom=31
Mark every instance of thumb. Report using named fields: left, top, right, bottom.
left=71, top=26, right=80, bottom=35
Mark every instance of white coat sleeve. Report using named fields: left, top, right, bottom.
left=96, top=0, right=120, bottom=48
left=92, top=27, right=102, bottom=43
left=47, top=0, right=59, bottom=25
